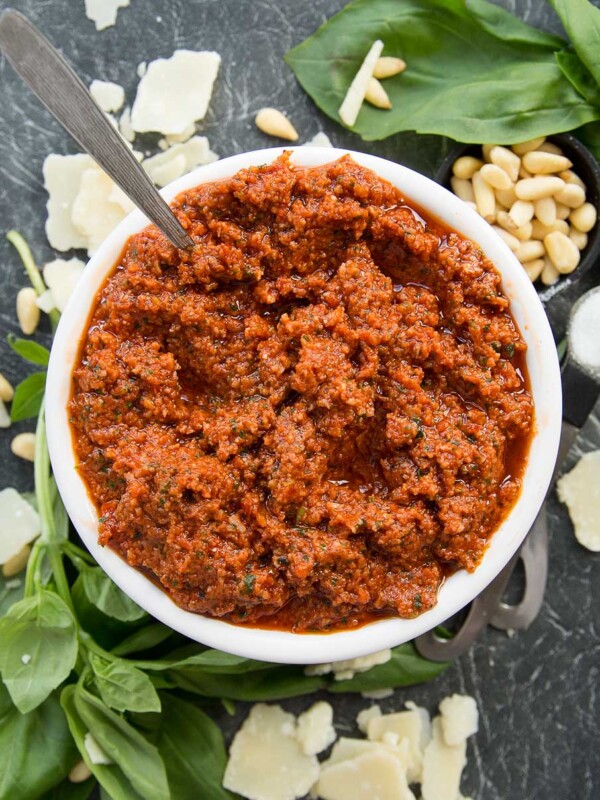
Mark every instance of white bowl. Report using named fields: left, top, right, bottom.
left=46, top=147, right=561, bottom=664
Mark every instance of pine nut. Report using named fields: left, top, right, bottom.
left=0, top=400, right=10, bottom=429
left=2, top=544, right=31, bottom=577
left=522, top=258, right=545, bottom=282
left=509, top=200, right=534, bottom=228
left=491, top=225, right=520, bottom=251
left=495, top=185, right=518, bottom=208
left=515, top=177, right=565, bottom=201
left=537, top=141, right=563, bottom=155
left=489, top=146, right=520, bottom=182
left=11, top=432, right=36, bottom=462
left=512, top=222, right=533, bottom=242
left=569, top=202, right=597, bottom=233
left=0, top=373, right=14, bottom=403
left=559, top=170, right=586, bottom=190
left=16, top=287, right=40, bottom=335
left=569, top=228, right=588, bottom=250
left=554, top=183, right=585, bottom=209
left=452, top=156, right=484, bottom=180
left=450, top=176, right=475, bottom=203
left=531, top=219, right=569, bottom=240
left=541, top=257, right=560, bottom=286
left=364, top=77, right=392, bottom=109
left=556, top=202, right=571, bottom=220
left=512, top=137, right=546, bottom=155
left=373, top=56, right=406, bottom=79
left=255, top=108, right=298, bottom=141
left=472, top=171, right=496, bottom=221
left=482, top=144, right=498, bottom=161
left=496, top=210, right=518, bottom=232
left=514, top=240, right=545, bottom=263
left=522, top=151, right=571, bottom=174
left=480, top=163, right=512, bottom=190
left=69, top=760, right=93, bottom=784
left=544, top=231, right=580, bottom=274
left=534, top=197, right=556, bottom=227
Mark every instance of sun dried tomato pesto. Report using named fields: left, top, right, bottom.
left=70, top=154, right=534, bottom=632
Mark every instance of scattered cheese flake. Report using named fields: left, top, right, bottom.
left=84, top=0, right=130, bottom=31
left=361, top=687, right=394, bottom=700
left=325, top=736, right=409, bottom=769
left=316, top=749, right=416, bottom=800
left=108, top=184, right=136, bottom=215
left=142, top=136, right=218, bottom=187
left=137, top=61, right=147, bottom=78
left=43, top=258, right=86, bottom=313
left=71, top=167, right=129, bottom=255
left=223, top=704, right=319, bottom=800
left=296, top=702, right=336, bottom=756
left=165, top=124, right=196, bottom=145
left=439, top=695, right=479, bottom=746
left=83, top=732, right=113, bottom=765
left=421, top=718, right=467, bottom=800
left=0, top=488, right=41, bottom=564
left=367, top=707, right=430, bottom=783
left=90, top=79, right=125, bottom=113
left=43, top=153, right=95, bottom=251
left=356, top=705, right=381, bottom=734
left=145, top=153, right=187, bottom=188
left=338, top=40, right=384, bottom=127
left=119, top=107, right=135, bottom=142
left=0, top=399, right=10, bottom=429
left=35, top=289, right=57, bottom=314
left=20, top=654, right=31, bottom=665
left=305, top=649, right=391, bottom=681
left=304, top=131, right=333, bottom=148
left=131, top=50, right=221, bottom=135
left=557, top=451, right=600, bottom=551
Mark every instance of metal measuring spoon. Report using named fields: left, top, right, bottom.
left=0, top=9, right=194, bottom=250
left=416, top=287, right=600, bottom=661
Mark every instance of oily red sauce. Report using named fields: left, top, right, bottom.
left=70, top=154, right=534, bottom=633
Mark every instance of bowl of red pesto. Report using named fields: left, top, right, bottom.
left=45, top=147, right=561, bottom=664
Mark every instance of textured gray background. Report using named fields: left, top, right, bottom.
left=0, top=1, right=598, bottom=798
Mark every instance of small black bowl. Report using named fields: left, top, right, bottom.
left=435, top=133, right=600, bottom=303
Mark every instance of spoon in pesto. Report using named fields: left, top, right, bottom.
left=0, top=8, right=194, bottom=250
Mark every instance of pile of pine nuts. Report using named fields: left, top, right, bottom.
left=449, top=137, right=597, bottom=285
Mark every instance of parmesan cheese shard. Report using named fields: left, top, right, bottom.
left=131, top=50, right=221, bottom=135
left=223, top=704, right=319, bottom=800
left=36, top=289, right=57, bottom=314
left=71, top=167, right=130, bottom=255
left=90, top=79, right=125, bottom=113
left=438, top=695, right=479, bottom=746
left=421, top=718, right=467, bottom=800
left=83, top=733, right=113, bottom=765
left=361, top=687, right=394, bottom=700
left=367, top=707, right=430, bottom=783
left=356, top=704, right=381, bottom=734
left=84, top=0, right=130, bottom=32
left=43, top=258, right=86, bottom=313
left=142, top=136, right=218, bottom=187
left=145, top=153, right=187, bottom=188
left=557, top=451, right=600, bottom=551
left=43, top=153, right=95, bottom=251
left=0, top=488, right=41, bottom=565
left=296, top=702, right=336, bottom=756
left=119, top=107, right=135, bottom=142
left=338, top=39, right=384, bottom=127
left=305, top=648, right=392, bottom=681
left=325, top=736, right=410, bottom=769
left=304, top=131, right=333, bottom=148
left=315, top=749, right=416, bottom=800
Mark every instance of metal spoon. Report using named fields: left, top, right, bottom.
left=0, top=8, right=194, bottom=250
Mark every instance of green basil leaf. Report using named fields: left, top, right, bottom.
left=89, top=654, right=161, bottom=713
left=73, top=686, right=170, bottom=800
left=61, top=685, right=146, bottom=800
left=0, top=683, right=78, bottom=800
left=0, top=591, right=78, bottom=713
left=40, top=777, right=96, bottom=800
left=285, top=0, right=600, bottom=142
left=71, top=575, right=144, bottom=651
left=137, top=644, right=275, bottom=673
left=10, top=372, right=47, bottom=421
left=328, top=643, right=450, bottom=693
left=548, top=0, right=600, bottom=87
left=576, top=119, right=600, bottom=162
left=79, top=564, right=147, bottom=623
left=156, top=694, right=234, bottom=800
left=555, top=49, right=600, bottom=105
left=167, top=665, right=327, bottom=701
left=111, top=623, right=175, bottom=657
left=0, top=572, right=25, bottom=617
left=7, top=334, right=50, bottom=366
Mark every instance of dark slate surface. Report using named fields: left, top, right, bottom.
left=0, top=1, right=598, bottom=798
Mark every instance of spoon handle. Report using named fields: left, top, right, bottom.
left=0, top=9, right=194, bottom=250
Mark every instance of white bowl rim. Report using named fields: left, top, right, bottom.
left=46, top=146, right=561, bottom=664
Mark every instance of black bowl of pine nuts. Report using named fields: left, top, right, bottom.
left=436, top=133, right=600, bottom=290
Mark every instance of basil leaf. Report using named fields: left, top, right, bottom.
left=61, top=685, right=146, bottom=800
left=73, top=686, right=170, bottom=800
left=0, top=591, right=78, bottom=713
left=89, top=653, right=161, bottom=713
left=556, top=49, right=600, bottom=106
left=329, top=643, right=449, bottom=693
left=548, top=0, right=600, bottom=87
left=111, top=623, right=175, bottom=657
left=10, top=372, right=47, bottom=421
left=40, top=778, right=96, bottom=800
left=7, top=334, right=50, bottom=366
left=168, top=665, right=327, bottom=701
left=71, top=575, right=144, bottom=651
left=137, top=644, right=275, bottom=673
left=79, top=564, right=147, bottom=623
left=156, top=694, right=234, bottom=800
left=0, top=572, right=25, bottom=617
left=285, top=0, right=600, bottom=142
left=0, top=683, right=78, bottom=800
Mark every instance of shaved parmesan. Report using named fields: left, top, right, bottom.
left=165, top=124, right=196, bottom=145
left=361, top=687, right=394, bottom=700
left=325, top=736, right=409, bottom=768
left=83, top=732, right=113, bottom=765
left=367, top=707, right=430, bottom=783
left=36, top=289, right=57, bottom=314
left=131, top=50, right=221, bottom=135
left=84, top=0, right=130, bottom=31
left=421, top=718, right=467, bottom=800
left=90, top=80, right=125, bottom=113
left=71, top=167, right=129, bottom=255
left=0, top=399, right=10, bottom=429
left=119, top=107, right=135, bottom=142
left=296, top=702, right=336, bottom=756
left=338, top=40, right=384, bottom=127
left=43, top=258, right=86, bottom=313
left=316, top=749, right=416, bottom=800
left=0, top=488, right=41, bottom=565
left=356, top=704, right=381, bottom=734
left=557, top=450, right=600, bottom=551
left=439, top=695, right=479, bottom=746
left=43, top=153, right=95, bottom=251
left=143, top=136, right=218, bottom=187
left=304, top=131, right=333, bottom=148
left=305, top=648, right=391, bottom=681
left=145, top=153, right=187, bottom=188
left=223, top=704, right=319, bottom=800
